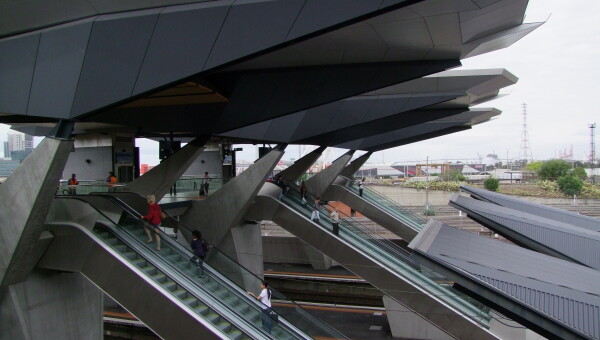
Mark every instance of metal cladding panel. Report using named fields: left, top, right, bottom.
left=28, top=21, right=93, bottom=118
left=133, top=2, right=230, bottom=95
left=459, top=0, right=527, bottom=43
left=425, top=13, right=462, bottom=46
left=410, top=221, right=600, bottom=340
left=0, top=33, right=39, bottom=115
left=263, top=113, right=305, bottom=142
left=204, top=0, right=304, bottom=70
left=451, top=195, right=600, bottom=270
left=460, top=185, right=600, bottom=232
left=286, top=0, right=382, bottom=41
left=328, top=98, right=376, bottom=130
left=71, top=10, right=160, bottom=116
left=360, top=125, right=470, bottom=152
left=290, top=102, right=344, bottom=141
left=304, top=107, right=465, bottom=146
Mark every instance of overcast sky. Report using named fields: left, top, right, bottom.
left=1, top=0, right=598, bottom=165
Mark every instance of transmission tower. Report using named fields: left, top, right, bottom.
left=590, top=123, right=596, bottom=183
left=519, top=103, right=533, bottom=162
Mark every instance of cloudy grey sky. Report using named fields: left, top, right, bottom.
left=1, top=0, right=598, bottom=165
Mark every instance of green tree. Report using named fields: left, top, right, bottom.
left=557, top=175, right=583, bottom=196
left=484, top=177, right=499, bottom=191
left=526, top=161, right=543, bottom=172
left=441, top=169, right=465, bottom=181
left=571, top=167, right=588, bottom=180
left=538, top=159, right=572, bottom=180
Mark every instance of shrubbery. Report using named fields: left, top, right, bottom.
left=483, top=177, right=499, bottom=191
left=557, top=175, right=583, bottom=196
left=537, top=159, right=572, bottom=180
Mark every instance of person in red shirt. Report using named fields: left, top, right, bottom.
left=67, top=173, right=79, bottom=195
left=141, top=194, right=162, bottom=251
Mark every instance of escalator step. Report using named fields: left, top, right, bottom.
left=131, top=258, right=146, bottom=267
left=195, top=305, right=209, bottom=316
left=151, top=273, right=166, bottom=282
left=183, top=296, right=197, bottom=306
left=205, top=313, right=220, bottom=324
left=172, top=289, right=187, bottom=299
left=106, top=237, right=119, bottom=245
left=123, top=251, right=138, bottom=260
left=216, top=321, right=232, bottom=333
left=228, top=330, right=243, bottom=340
left=114, top=244, right=127, bottom=253
left=163, top=280, right=176, bottom=290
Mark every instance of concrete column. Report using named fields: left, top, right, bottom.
left=0, top=121, right=74, bottom=287
left=301, top=242, right=333, bottom=270
left=383, top=295, right=453, bottom=340
left=125, top=136, right=208, bottom=201
left=339, top=151, right=373, bottom=179
left=305, top=150, right=354, bottom=197
left=277, top=146, right=326, bottom=182
left=0, top=268, right=103, bottom=340
left=180, top=145, right=286, bottom=275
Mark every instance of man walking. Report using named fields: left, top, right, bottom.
left=311, top=197, right=321, bottom=222
left=330, top=208, right=340, bottom=235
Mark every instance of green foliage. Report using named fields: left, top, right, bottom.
left=400, top=180, right=461, bottom=192
left=526, top=161, right=543, bottom=172
left=440, top=169, right=466, bottom=182
left=571, top=167, right=588, bottom=179
left=538, top=159, right=572, bottom=180
left=557, top=175, right=583, bottom=196
left=422, top=206, right=436, bottom=216
left=484, top=177, right=499, bottom=191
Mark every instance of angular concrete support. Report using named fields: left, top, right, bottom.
left=301, top=243, right=333, bottom=270
left=0, top=269, right=103, bottom=340
left=125, top=136, right=209, bottom=201
left=339, top=151, right=372, bottom=179
left=180, top=145, right=285, bottom=249
left=305, top=150, right=354, bottom=197
left=277, top=146, right=326, bottom=182
left=0, top=120, right=74, bottom=287
left=383, top=295, right=453, bottom=340
left=217, top=222, right=265, bottom=289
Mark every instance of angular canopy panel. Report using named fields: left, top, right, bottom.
left=450, top=194, right=600, bottom=270
left=460, top=185, right=600, bottom=232
left=218, top=69, right=515, bottom=146
left=409, top=220, right=600, bottom=340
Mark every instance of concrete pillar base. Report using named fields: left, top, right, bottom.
left=301, top=242, right=333, bottom=270
left=383, top=295, right=453, bottom=340
left=0, top=268, right=103, bottom=340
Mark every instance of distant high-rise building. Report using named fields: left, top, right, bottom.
left=6, top=131, right=34, bottom=160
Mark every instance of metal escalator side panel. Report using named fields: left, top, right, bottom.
left=251, top=194, right=499, bottom=340
left=323, top=184, right=419, bottom=242
left=38, top=222, right=240, bottom=340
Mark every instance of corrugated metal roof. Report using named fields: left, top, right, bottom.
left=460, top=185, right=600, bottom=232
left=450, top=194, right=600, bottom=270
left=409, top=221, right=600, bottom=340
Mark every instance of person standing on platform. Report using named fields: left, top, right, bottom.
left=330, top=208, right=340, bottom=235
left=141, top=194, right=162, bottom=251
left=200, top=172, right=210, bottom=197
left=311, top=197, right=321, bottom=222
left=67, top=173, right=79, bottom=195
left=106, top=171, right=118, bottom=192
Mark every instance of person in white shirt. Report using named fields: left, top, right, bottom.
left=330, top=208, right=340, bottom=235
left=247, top=281, right=274, bottom=334
left=311, top=197, right=321, bottom=222
left=358, top=178, right=365, bottom=197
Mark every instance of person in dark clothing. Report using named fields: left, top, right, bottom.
left=190, top=230, right=207, bottom=277
left=300, top=181, right=307, bottom=204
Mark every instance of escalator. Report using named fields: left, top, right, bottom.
left=41, top=195, right=344, bottom=340
left=248, top=183, right=498, bottom=340
left=323, top=176, right=425, bottom=241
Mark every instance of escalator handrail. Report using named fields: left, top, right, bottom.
left=338, top=176, right=426, bottom=225
left=83, top=194, right=313, bottom=340
left=92, top=192, right=345, bottom=339
left=52, top=196, right=272, bottom=340
left=282, top=187, right=492, bottom=323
